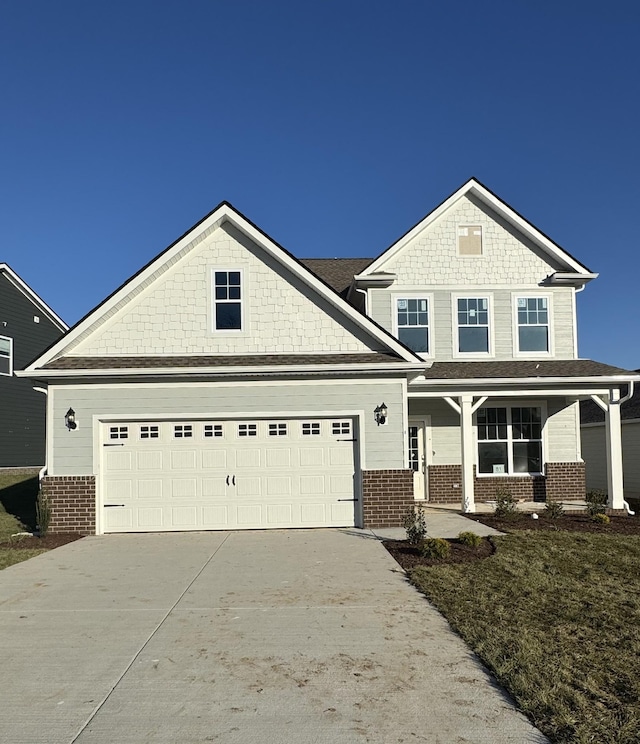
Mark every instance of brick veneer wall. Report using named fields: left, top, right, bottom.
left=361, top=469, right=414, bottom=528
left=428, top=462, right=586, bottom=504
left=41, top=476, right=96, bottom=534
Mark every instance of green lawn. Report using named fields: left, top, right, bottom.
left=410, top=531, right=640, bottom=744
left=0, top=469, right=46, bottom=568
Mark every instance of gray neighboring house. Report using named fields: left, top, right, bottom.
left=0, top=264, right=67, bottom=467
left=17, top=179, right=640, bottom=534
left=581, top=377, right=640, bottom=504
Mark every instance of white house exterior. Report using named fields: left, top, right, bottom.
left=19, top=179, right=639, bottom=534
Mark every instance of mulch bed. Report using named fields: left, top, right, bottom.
left=470, top=513, right=640, bottom=535
left=0, top=533, right=83, bottom=550
left=384, top=537, right=495, bottom=570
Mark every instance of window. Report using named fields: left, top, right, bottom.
left=268, top=422, right=287, bottom=436
left=456, top=297, right=490, bottom=353
left=174, top=424, right=193, bottom=438
left=396, top=298, right=429, bottom=353
left=213, top=270, right=242, bottom=330
left=238, top=423, right=257, bottom=437
left=204, top=424, right=223, bottom=438
left=477, top=406, right=543, bottom=475
left=109, top=426, right=128, bottom=440
left=516, top=297, right=549, bottom=353
left=140, top=425, right=159, bottom=439
left=0, top=336, right=11, bottom=376
left=302, top=422, right=321, bottom=436
left=332, top=421, right=351, bottom=436
left=458, top=225, right=483, bottom=256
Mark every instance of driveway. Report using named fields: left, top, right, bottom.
left=0, top=529, right=546, bottom=743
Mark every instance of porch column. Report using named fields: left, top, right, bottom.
left=605, top=388, right=624, bottom=510
left=460, top=395, right=476, bottom=514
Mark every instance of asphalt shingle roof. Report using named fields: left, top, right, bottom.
left=580, top=369, right=640, bottom=423
left=299, top=258, right=372, bottom=296
left=422, top=360, right=636, bottom=380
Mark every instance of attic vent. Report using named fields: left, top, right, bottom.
left=33, top=315, right=40, bottom=323
left=458, top=225, right=483, bottom=256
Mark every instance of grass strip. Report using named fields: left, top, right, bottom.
left=410, top=531, right=640, bottom=744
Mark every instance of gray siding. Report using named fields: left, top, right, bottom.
left=581, top=422, right=640, bottom=501
left=0, top=273, right=65, bottom=466
left=370, top=287, right=575, bottom=361
left=50, top=380, right=406, bottom=475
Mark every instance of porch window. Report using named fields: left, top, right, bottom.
left=516, top=297, right=549, bottom=353
left=456, top=297, right=490, bottom=353
left=477, top=406, right=543, bottom=475
left=396, top=298, right=429, bottom=353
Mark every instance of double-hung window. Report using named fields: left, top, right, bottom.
left=477, top=406, right=543, bottom=475
left=213, top=270, right=243, bottom=330
left=456, top=297, right=490, bottom=354
left=0, top=336, right=12, bottom=376
left=516, top=296, right=549, bottom=353
left=396, top=297, right=430, bottom=354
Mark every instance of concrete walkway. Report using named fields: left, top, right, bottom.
left=1, top=530, right=547, bottom=743
left=370, top=508, right=504, bottom=541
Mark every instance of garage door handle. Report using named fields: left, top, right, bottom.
left=337, top=438, right=357, bottom=442
left=232, top=475, right=236, bottom=486
left=104, top=504, right=125, bottom=507
left=226, top=475, right=230, bottom=486
left=337, top=498, right=357, bottom=502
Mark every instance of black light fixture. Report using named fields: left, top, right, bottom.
left=374, top=402, right=388, bottom=426
left=65, top=408, right=77, bottom=430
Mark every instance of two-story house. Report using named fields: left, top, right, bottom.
left=18, top=179, right=638, bottom=534
left=0, top=264, right=67, bottom=467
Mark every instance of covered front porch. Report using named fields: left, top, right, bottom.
left=405, top=361, right=640, bottom=514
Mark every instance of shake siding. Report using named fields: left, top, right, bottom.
left=50, top=380, right=405, bottom=475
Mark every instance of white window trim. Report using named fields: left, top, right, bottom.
left=512, top=293, right=553, bottom=358
left=0, top=335, right=13, bottom=376
left=210, top=268, right=247, bottom=334
left=456, top=224, right=485, bottom=258
left=474, top=401, right=547, bottom=477
left=392, top=293, right=434, bottom=359
left=452, top=293, right=494, bottom=358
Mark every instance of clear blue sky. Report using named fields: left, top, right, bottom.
left=1, top=1, right=638, bottom=368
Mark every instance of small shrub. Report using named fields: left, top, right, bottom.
left=586, top=489, right=607, bottom=517
left=420, top=537, right=451, bottom=560
left=458, top=531, right=482, bottom=548
left=402, top=507, right=427, bottom=546
left=36, top=490, right=51, bottom=536
left=592, top=512, right=610, bottom=525
left=494, top=488, right=518, bottom=518
left=544, top=499, right=565, bottom=519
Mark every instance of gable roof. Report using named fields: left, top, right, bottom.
left=24, top=203, right=423, bottom=373
left=361, top=178, right=598, bottom=281
left=0, top=264, right=68, bottom=332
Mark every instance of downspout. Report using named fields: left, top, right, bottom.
left=354, top=287, right=368, bottom=315
left=33, top=386, right=48, bottom=484
left=619, top=381, right=635, bottom=515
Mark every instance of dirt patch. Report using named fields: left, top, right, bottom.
left=383, top=537, right=495, bottom=571
left=470, top=512, right=640, bottom=535
left=0, top=533, right=83, bottom=551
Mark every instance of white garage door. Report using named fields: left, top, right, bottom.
left=100, top=417, right=357, bottom=533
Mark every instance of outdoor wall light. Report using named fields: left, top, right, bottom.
left=374, top=402, right=388, bottom=426
left=65, top=408, right=77, bottom=430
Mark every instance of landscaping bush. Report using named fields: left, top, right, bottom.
left=458, top=531, right=482, bottom=548
left=586, top=489, right=607, bottom=517
left=420, top=537, right=451, bottom=560
left=544, top=499, right=564, bottom=519
left=36, top=490, right=51, bottom=536
left=592, top=512, right=610, bottom=525
left=402, top=507, right=427, bottom=545
left=494, top=488, right=518, bottom=518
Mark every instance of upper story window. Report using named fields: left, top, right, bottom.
left=213, top=270, right=243, bottom=331
left=477, top=406, right=543, bottom=475
left=455, top=297, right=491, bottom=354
left=457, top=225, right=483, bottom=256
left=395, top=297, right=429, bottom=353
left=0, top=336, right=12, bottom=376
left=516, top=297, right=550, bottom=353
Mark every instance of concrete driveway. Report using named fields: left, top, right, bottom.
left=1, top=529, right=547, bottom=743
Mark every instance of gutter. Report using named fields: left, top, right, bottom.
left=409, top=375, right=640, bottom=388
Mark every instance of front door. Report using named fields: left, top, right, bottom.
left=408, top=418, right=429, bottom=500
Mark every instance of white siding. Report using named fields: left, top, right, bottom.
left=582, top=422, right=640, bottom=501
left=546, top=400, right=580, bottom=462
left=49, top=380, right=406, bottom=475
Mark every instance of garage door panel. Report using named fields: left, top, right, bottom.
left=101, top=417, right=356, bottom=533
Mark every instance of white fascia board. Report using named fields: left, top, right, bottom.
left=362, top=179, right=592, bottom=276
left=0, top=264, right=68, bottom=331
left=408, top=374, right=640, bottom=389
left=25, top=205, right=419, bottom=371
left=15, top=362, right=427, bottom=379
